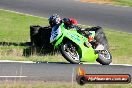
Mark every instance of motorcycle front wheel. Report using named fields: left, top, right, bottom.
left=60, top=41, right=80, bottom=64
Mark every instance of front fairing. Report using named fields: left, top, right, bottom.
left=50, top=24, right=62, bottom=43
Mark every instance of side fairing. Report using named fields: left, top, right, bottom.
left=50, top=23, right=98, bottom=62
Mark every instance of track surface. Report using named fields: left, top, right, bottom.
left=0, top=0, right=132, bottom=32
left=0, top=62, right=132, bottom=82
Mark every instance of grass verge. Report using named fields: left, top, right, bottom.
left=80, top=0, right=132, bottom=7
left=0, top=9, right=132, bottom=64
left=114, top=0, right=132, bottom=7
left=0, top=81, right=132, bottom=88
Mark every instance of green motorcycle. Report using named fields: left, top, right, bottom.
left=50, top=23, right=112, bottom=65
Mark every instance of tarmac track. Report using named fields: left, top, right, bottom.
left=0, top=62, right=131, bottom=82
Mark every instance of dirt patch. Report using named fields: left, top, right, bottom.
left=80, top=0, right=114, bottom=4
left=113, top=56, right=132, bottom=64
left=0, top=49, right=23, bottom=56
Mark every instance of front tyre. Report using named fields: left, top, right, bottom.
left=96, top=50, right=112, bottom=65
left=60, top=41, right=80, bottom=64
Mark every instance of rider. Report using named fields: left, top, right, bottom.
left=48, top=14, right=79, bottom=30
left=48, top=14, right=92, bottom=47
left=62, top=18, right=79, bottom=30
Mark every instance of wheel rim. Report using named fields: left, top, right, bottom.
left=63, top=42, right=80, bottom=61
left=99, top=50, right=111, bottom=60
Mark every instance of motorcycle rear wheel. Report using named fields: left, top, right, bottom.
left=96, top=50, right=112, bottom=65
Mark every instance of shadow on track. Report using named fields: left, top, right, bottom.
left=35, top=61, right=71, bottom=64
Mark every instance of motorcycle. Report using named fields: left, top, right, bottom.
left=50, top=23, right=112, bottom=65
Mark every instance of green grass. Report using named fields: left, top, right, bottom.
left=0, top=9, right=132, bottom=64
left=104, top=29, right=132, bottom=64
left=0, top=10, right=48, bottom=42
left=114, top=0, right=132, bottom=7
left=83, top=0, right=132, bottom=7
left=1, top=81, right=132, bottom=88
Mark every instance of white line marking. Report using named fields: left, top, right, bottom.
left=0, top=9, right=46, bottom=19
left=72, top=67, right=75, bottom=87
left=82, top=63, right=132, bottom=66
left=110, top=63, right=132, bottom=66
left=0, top=76, right=27, bottom=78
left=0, top=60, right=35, bottom=63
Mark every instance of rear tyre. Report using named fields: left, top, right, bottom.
left=87, top=26, right=109, bottom=50
left=60, top=41, right=80, bottom=64
left=95, top=30, right=109, bottom=50
left=96, top=50, right=112, bottom=65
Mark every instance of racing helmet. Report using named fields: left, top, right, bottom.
left=48, top=14, right=61, bottom=27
